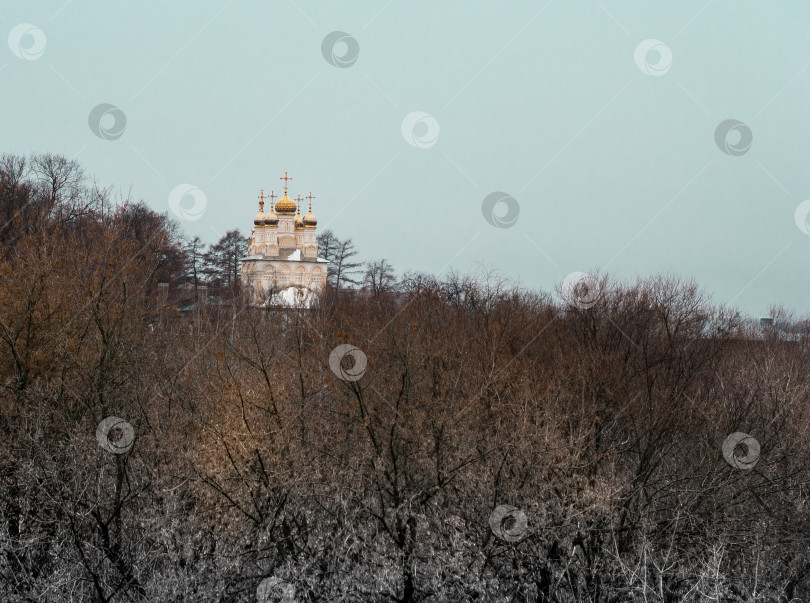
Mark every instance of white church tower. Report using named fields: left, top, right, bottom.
left=241, top=171, right=328, bottom=304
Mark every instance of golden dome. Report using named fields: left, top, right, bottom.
left=303, top=192, right=317, bottom=228
left=293, top=195, right=305, bottom=229
left=264, top=206, right=279, bottom=226
left=275, top=193, right=297, bottom=214
left=254, top=189, right=268, bottom=225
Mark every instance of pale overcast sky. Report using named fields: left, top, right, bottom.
left=3, top=1, right=809, bottom=316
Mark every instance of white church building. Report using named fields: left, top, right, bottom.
left=240, top=172, right=328, bottom=304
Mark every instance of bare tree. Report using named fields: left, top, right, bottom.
left=331, top=237, right=363, bottom=291
left=316, top=228, right=339, bottom=264
left=0, top=154, right=32, bottom=247
left=398, top=270, right=439, bottom=294
left=363, top=258, right=395, bottom=298
left=29, top=152, right=87, bottom=224
left=318, top=228, right=362, bottom=290
left=184, top=235, right=206, bottom=288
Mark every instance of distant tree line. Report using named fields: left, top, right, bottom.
left=317, top=228, right=440, bottom=299
left=0, top=153, right=253, bottom=302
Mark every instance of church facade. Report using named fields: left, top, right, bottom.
left=240, top=172, right=328, bottom=302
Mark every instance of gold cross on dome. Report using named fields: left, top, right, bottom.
left=306, top=191, right=316, bottom=210
left=257, top=188, right=266, bottom=209
left=279, top=171, right=293, bottom=194
left=295, top=194, right=303, bottom=211
left=269, top=190, right=277, bottom=204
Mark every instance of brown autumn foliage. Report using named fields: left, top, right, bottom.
left=1, top=155, right=810, bottom=602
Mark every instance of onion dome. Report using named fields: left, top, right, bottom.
left=254, top=189, right=267, bottom=225
left=253, top=208, right=265, bottom=226
left=303, top=205, right=317, bottom=228
left=294, top=195, right=304, bottom=229
left=275, top=193, right=297, bottom=214
left=303, top=192, right=317, bottom=228
left=264, top=205, right=279, bottom=226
